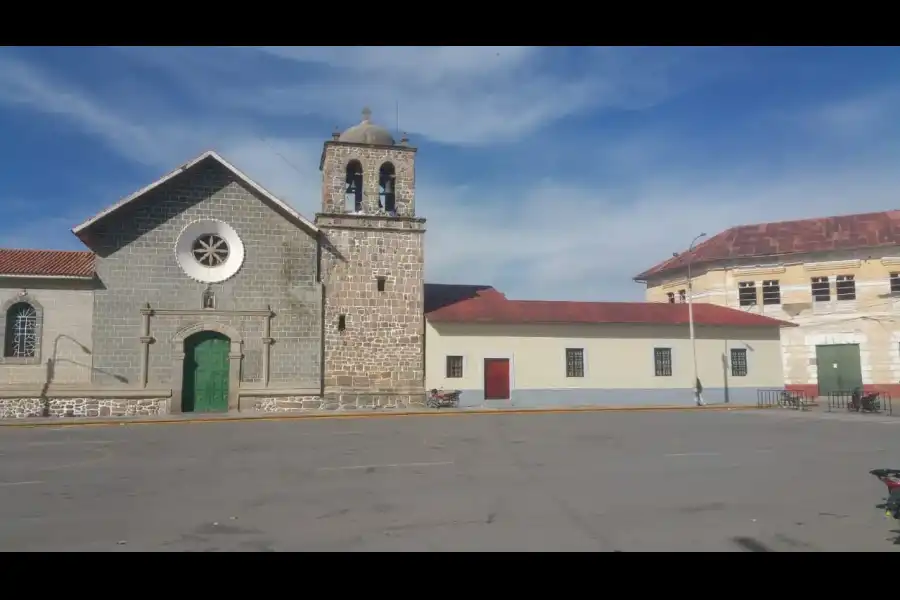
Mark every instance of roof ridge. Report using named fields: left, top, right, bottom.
left=634, top=208, right=900, bottom=281
left=732, top=208, right=900, bottom=231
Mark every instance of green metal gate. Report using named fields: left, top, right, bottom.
left=815, top=343, right=863, bottom=396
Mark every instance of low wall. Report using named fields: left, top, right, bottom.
left=249, top=392, right=427, bottom=413
left=453, top=387, right=761, bottom=409
left=0, top=389, right=171, bottom=419
left=0, top=387, right=430, bottom=420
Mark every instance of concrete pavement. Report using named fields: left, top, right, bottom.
left=1, top=409, right=898, bottom=551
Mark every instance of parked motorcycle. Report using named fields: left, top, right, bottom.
left=850, top=389, right=881, bottom=412
left=426, top=389, right=461, bottom=409
left=870, top=468, right=900, bottom=520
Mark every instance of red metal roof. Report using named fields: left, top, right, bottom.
left=634, top=209, right=900, bottom=281
left=425, top=284, right=792, bottom=328
left=0, top=249, right=95, bottom=278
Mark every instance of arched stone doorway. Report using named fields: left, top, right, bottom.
left=182, top=331, right=230, bottom=413
left=170, top=322, right=242, bottom=414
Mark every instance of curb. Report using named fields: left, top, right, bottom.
left=0, top=403, right=766, bottom=429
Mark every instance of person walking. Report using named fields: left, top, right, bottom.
left=695, top=377, right=705, bottom=406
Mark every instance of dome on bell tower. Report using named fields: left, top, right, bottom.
left=337, top=107, right=396, bottom=146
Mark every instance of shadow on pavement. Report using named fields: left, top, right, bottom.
left=732, top=537, right=775, bottom=552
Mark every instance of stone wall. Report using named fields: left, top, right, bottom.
left=316, top=216, right=426, bottom=399
left=251, top=393, right=424, bottom=412
left=0, top=396, right=168, bottom=419
left=317, top=140, right=426, bottom=404
left=0, top=281, right=95, bottom=386
left=320, top=141, right=417, bottom=216
left=82, top=157, right=322, bottom=389
left=0, top=391, right=428, bottom=419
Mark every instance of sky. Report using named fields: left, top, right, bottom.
left=2, top=46, right=900, bottom=301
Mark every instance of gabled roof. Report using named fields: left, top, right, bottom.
left=71, top=150, right=318, bottom=239
left=0, top=249, right=95, bottom=279
left=634, top=209, right=900, bottom=281
left=425, top=284, right=794, bottom=328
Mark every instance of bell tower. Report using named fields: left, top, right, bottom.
left=316, top=108, right=426, bottom=409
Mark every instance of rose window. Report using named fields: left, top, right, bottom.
left=192, top=234, right=230, bottom=267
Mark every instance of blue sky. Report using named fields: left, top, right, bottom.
left=2, top=46, right=900, bottom=301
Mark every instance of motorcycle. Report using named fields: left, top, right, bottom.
left=426, top=389, right=461, bottom=409
left=869, top=468, right=900, bottom=520
left=850, top=389, right=881, bottom=412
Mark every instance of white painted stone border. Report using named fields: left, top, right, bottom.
left=175, top=219, right=245, bottom=284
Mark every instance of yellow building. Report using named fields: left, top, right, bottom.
left=634, top=210, right=900, bottom=398
left=423, top=285, right=789, bottom=407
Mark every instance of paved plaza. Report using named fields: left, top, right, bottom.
left=2, top=408, right=900, bottom=552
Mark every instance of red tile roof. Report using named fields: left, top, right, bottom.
left=634, top=209, right=900, bottom=281
left=424, top=284, right=793, bottom=328
left=0, top=249, right=95, bottom=278
left=425, top=283, right=504, bottom=313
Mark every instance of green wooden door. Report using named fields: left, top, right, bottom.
left=816, top=344, right=863, bottom=395
left=182, top=331, right=230, bottom=413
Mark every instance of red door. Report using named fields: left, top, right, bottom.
left=484, top=358, right=510, bottom=400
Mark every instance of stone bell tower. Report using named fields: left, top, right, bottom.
left=315, top=107, right=426, bottom=409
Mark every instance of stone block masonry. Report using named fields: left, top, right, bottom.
left=84, top=158, right=322, bottom=390
left=251, top=393, right=420, bottom=412
left=317, top=139, right=427, bottom=406
left=0, top=397, right=168, bottom=419
left=317, top=216, right=426, bottom=400
left=320, top=142, right=417, bottom=216
left=0, top=283, right=95, bottom=386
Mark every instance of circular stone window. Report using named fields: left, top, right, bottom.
left=175, top=220, right=245, bottom=283
left=192, top=234, right=230, bottom=267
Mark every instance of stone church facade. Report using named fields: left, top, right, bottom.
left=0, top=109, right=427, bottom=419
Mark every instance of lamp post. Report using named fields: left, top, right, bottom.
left=674, top=233, right=707, bottom=406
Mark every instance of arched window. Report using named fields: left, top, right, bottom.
left=345, top=160, right=363, bottom=212
left=4, top=302, right=37, bottom=358
left=378, top=162, right=396, bottom=213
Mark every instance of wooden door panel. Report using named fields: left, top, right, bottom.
left=484, top=358, right=510, bottom=400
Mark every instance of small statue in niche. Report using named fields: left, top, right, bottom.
left=202, top=288, right=215, bottom=309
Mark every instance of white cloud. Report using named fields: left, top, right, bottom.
left=799, top=86, right=900, bottom=139
left=2, top=47, right=900, bottom=302
left=117, top=46, right=716, bottom=147
left=422, top=164, right=900, bottom=301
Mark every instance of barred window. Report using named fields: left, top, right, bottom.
left=566, top=348, right=584, bottom=378
left=738, top=281, right=757, bottom=306
left=654, top=347, right=672, bottom=377
left=446, top=355, right=463, bottom=378
left=836, top=274, right=856, bottom=301
left=761, top=280, right=781, bottom=305
left=730, top=348, right=748, bottom=377
left=3, top=302, right=37, bottom=358
left=891, top=272, right=900, bottom=294
left=811, top=276, right=830, bottom=302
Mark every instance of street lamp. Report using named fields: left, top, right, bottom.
left=673, top=233, right=707, bottom=406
